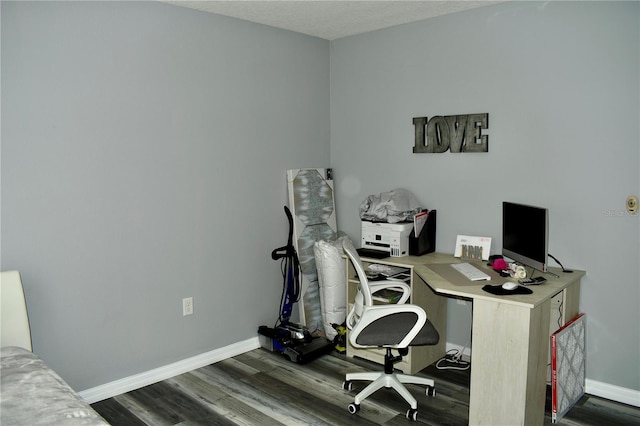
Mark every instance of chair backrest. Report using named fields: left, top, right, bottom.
left=342, top=240, right=430, bottom=350
left=1, top=270, right=33, bottom=351
left=343, top=239, right=374, bottom=329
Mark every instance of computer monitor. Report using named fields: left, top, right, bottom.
left=502, top=202, right=549, bottom=272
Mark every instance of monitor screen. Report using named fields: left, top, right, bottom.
left=502, top=202, right=548, bottom=272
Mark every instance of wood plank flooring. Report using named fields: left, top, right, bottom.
left=92, top=348, right=640, bottom=425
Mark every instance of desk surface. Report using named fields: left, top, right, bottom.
left=361, top=252, right=585, bottom=309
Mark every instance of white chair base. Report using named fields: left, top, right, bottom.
left=346, top=371, right=435, bottom=409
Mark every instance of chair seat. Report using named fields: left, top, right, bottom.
left=354, top=312, right=440, bottom=347
left=411, top=318, right=440, bottom=346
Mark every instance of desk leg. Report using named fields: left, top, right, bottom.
left=469, top=298, right=551, bottom=425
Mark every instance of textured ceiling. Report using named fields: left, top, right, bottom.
left=164, top=1, right=503, bottom=40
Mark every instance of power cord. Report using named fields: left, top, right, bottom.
left=557, top=299, right=564, bottom=328
left=548, top=253, right=573, bottom=273
left=436, top=349, right=470, bottom=371
left=436, top=301, right=471, bottom=371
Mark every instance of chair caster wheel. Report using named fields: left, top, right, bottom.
left=348, top=403, right=360, bottom=414
left=406, top=408, right=418, bottom=421
left=342, top=381, right=353, bottom=391
left=426, top=385, right=436, bottom=397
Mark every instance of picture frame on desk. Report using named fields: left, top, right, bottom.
left=454, top=235, right=491, bottom=261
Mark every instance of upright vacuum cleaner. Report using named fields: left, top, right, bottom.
left=258, top=206, right=333, bottom=363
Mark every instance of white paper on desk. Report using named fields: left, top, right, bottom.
left=454, top=235, right=492, bottom=261
left=413, top=210, right=429, bottom=236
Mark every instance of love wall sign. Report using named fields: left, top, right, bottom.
left=413, top=113, right=489, bottom=153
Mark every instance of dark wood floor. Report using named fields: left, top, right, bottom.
left=92, top=348, right=640, bottom=425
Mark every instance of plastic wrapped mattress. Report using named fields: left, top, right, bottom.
left=314, top=236, right=351, bottom=340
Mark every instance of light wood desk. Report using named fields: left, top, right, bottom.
left=347, top=252, right=584, bottom=426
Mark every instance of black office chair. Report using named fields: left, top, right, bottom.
left=342, top=240, right=439, bottom=421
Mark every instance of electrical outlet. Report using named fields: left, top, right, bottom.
left=182, top=297, right=193, bottom=316
left=627, top=195, right=638, bottom=214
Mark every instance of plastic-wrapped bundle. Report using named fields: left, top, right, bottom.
left=359, top=188, right=422, bottom=223
left=313, top=236, right=351, bottom=340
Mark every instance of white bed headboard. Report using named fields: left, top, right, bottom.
left=1, top=270, right=33, bottom=351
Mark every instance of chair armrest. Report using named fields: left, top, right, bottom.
left=369, top=279, right=411, bottom=304
left=347, top=280, right=411, bottom=330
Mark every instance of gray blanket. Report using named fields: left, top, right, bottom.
left=0, top=346, right=109, bottom=425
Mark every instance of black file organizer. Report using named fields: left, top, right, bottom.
left=409, top=210, right=436, bottom=256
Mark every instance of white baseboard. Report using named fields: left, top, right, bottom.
left=80, top=337, right=639, bottom=409
left=79, top=337, right=261, bottom=404
left=585, top=379, right=640, bottom=407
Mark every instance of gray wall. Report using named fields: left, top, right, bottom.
left=2, top=0, right=638, bottom=397
left=331, top=1, right=639, bottom=392
left=1, top=1, right=329, bottom=390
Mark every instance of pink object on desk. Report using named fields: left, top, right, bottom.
left=492, top=258, right=507, bottom=271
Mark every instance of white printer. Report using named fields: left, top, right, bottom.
left=361, top=221, right=414, bottom=257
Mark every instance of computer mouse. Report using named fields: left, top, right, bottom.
left=502, top=281, right=519, bottom=291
